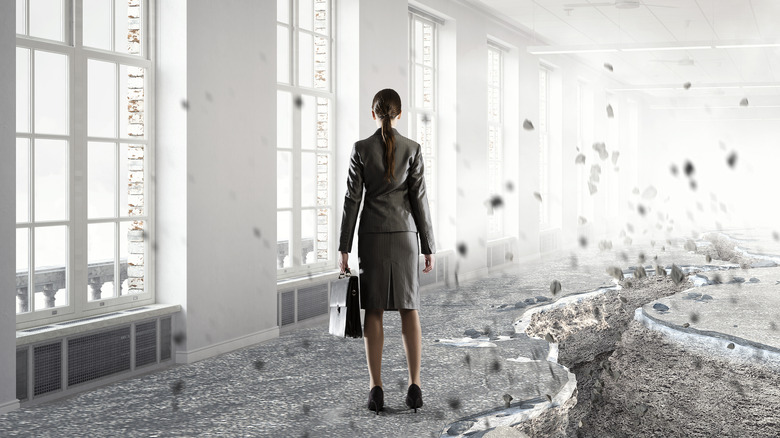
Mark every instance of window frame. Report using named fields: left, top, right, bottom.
left=15, top=0, right=156, bottom=330
left=538, top=65, right=551, bottom=229
left=276, top=0, right=337, bottom=279
left=486, top=43, right=504, bottom=240
left=408, top=10, right=439, bottom=242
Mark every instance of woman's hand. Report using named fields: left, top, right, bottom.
left=423, top=254, right=435, bottom=274
left=339, top=252, right=350, bottom=274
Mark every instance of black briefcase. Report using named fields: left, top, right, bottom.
left=329, top=269, right=363, bottom=338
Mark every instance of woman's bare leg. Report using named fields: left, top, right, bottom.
left=363, top=309, right=384, bottom=389
left=399, top=309, right=421, bottom=386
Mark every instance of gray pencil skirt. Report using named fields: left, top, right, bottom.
left=357, top=232, right=420, bottom=311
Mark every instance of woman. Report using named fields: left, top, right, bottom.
left=338, top=88, right=436, bottom=414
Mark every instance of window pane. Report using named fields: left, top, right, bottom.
left=316, top=97, right=329, bottom=149
left=34, top=139, right=68, bottom=222
left=17, top=48, right=30, bottom=133
left=301, top=94, right=316, bottom=150
left=316, top=208, right=329, bottom=262
left=34, top=50, right=69, bottom=135
left=277, top=26, right=290, bottom=83
left=88, top=59, right=117, bottom=138
left=115, top=0, right=143, bottom=55
left=88, top=142, right=116, bottom=219
left=120, top=220, right=145, bottom=295
left=277, top=211, right=292, bottom=268
left=421, top=22, right=434, bottom=68
left=299, top=0, right=313, bottom=31
left=422, top=67, right=434, bottom=109
left=277, top=90, right=292, bottom=148
left=120, top=65, right=145, bottom=138
left=121, top=143, right=145, bottom=217
left=277, top=151, right=292, bottom=209
left=16, top=0, right=26, bottom=34
left=17, top=139, right=30, bottom=223
left=313, top=0, right=329, bottom=34
left=301, top=152, right=316, bottom=208
left=414, top=64, right=424, bottom=108
left=298, top=32, right=313, bottom=88
left=16, top=228, right=30, bottom=314
left=87, top=222, right=116, bottom=301
left=34, top=225, right=68, bottom=310
left=277, top=0, right=289, bottom=23
left=29, top=0, right=64, bottom=42
left=414, top=20, right=423, bottom=64
left=313, top=34, right=328, bottom=90
left=302, top=209, right=316, bottom=264
left=316, top=153, right=329, bottom=206
left=83, top=0, right=112, bottom=50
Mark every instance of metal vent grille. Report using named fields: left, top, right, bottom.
left=17, top=348, right=28, bottom=402
left=297, top=284, right=328, bottom=321
left=68, top=327, right=130, bottom=387
left=34, top=342, right=62, bottom=396
left=135, top=321, right=157, bottom=368
left=160, top=317, right=172, bottom=361
left=281, top=291, right=295, bottom=326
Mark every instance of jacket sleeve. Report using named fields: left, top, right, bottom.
left=338, top=143, right=364, bottom=253
left=407, top=144, right=436, bottom=254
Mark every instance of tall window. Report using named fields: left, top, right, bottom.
left=487, top=45, right=503, bottom=239
left=576, top=81, right=594, bottom=223
left=16, top=0, right=153, bottom=326
left=276, top=0, right=334, bottom=276
left=538, top=67, right=551, bottom=228
left=409, top=12, right=438, bottom=239
left=606, top=94, right=619, bottom=218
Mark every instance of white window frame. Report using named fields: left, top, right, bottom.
left=276, top=0, right=337, bottom=279
left=16, top=0, right=156, bottom=330
left=538, top=66, right=551, bottom=229
left=606, top=92, right=619, bottom=219
left=487, top=43, right=504, bottom=240
left=408, top=10, right=439, bottom=241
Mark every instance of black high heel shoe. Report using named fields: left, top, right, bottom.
left=367, top=386, right=384, bottom=414
left=405, top=384, right=423, bottom=413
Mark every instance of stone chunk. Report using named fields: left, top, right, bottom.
left=652, top=303, right=669, bottom=312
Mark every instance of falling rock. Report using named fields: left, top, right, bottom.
left=671, top=264, right=685, bottom=285
left=579, top=216, right=588, bottom=225
left=656, top=264, right=667, bottom=277
left=464, top=328, right=481, bottom=338
left=606, top=266, right=624, bottom=281
left=588, top=182, right=598, bottom=195
left=727, top=343, right=735, bottom=349
left=533, top=192, right=543, bottom=202
left=653, top=303, right=670, bottom=312
left=514, top=301, right=527, bottom=309
left=634, top=265, right=647, bottom=280
left=683, top=81, right=691, bottom=89
left=705, top=255, right=712, bottom=263
left=684, top=240, right=697, bottom=252
left=549, top=280, right=562, bottom=296
left=545, top=333, right=556, bottom=343
left=603, top=62, right=614, bottom=72
left=606, top=104, right=614, bottom=118
left=575, top=153, right=586, bottom=164
left=524, top=297, right=537, bottom=305
left=612, top=151, right=620, bottom=165
left=739, top=98, right=749, bottom=107
left=523, top=119, right=535, bottom=130
left=503, top=393, right=514, bottom=408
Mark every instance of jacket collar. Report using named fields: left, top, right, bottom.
left=374, top=127, right=399, bottom=137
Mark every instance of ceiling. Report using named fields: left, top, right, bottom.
left=470, top=0, right=780, bottom=98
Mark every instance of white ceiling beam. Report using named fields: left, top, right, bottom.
left=527, top=39, right=780, bottom=54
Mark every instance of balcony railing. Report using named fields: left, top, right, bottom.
left=16, top=260, right=128, bottom=313
left=276, top=239, right=315, bottom=269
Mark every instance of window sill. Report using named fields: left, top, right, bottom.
left=277, top=268, right=342, bottom=291
left=16, top=303, right=181, bottom=347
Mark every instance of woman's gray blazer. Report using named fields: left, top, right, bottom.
left=338, top=127, right=436, bottom=255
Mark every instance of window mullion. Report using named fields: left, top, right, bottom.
left=29, top=41, right=37, bottom=309
left=73, top=0, right=87, bottom=318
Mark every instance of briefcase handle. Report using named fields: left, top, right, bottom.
left=338, top=268, right=352, bottom=279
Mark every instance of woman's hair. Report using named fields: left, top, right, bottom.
left=372, top=89, right=402, bottom=182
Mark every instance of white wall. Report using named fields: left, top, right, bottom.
left=157, top=0, right=278, bottom=363
left=0, top=0, right=20, bottom=414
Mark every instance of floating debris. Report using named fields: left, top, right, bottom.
left=503, top=393, right=513, bottom=408
left=684, top=161, right=695, bottom=177
left=523, top=119, right=535, bottom=130
left=606, top=104, right=614, bottom=118
left=579, top=236, right=588, bottom=248
left=670, top=164, right=679, bottom=176
left=634, top=265, right=647, bottom=280
left=603, top=62, right=614, bottom=72
left=739, top=98, right=749, bottom=107
left=727, top=152, right=737, bottom=168
left=457, top=242, right=468, bottom=256
left=705, top=255, right=712, bottom=263
left=533, top=192, right=543, bottom=202
left=592, top=142, right=608, bottom=160
left=656, top=264, right=667, bottom=277
left=612, top=151, right=620, bottom=166
left=550, top=280, right=562, bottom=295
left=727, top=343, right=735, bottom=349
left=606, top=266, right=624, bottom=281
left=588, top=182, right=598, bottom=195
left=575, top=153, right=586, bottom=164
left=671, top=264, right=684, bottom=285
left=683, top=82, right=691, bottom=90
left=488, top=195, right=504, bottom=209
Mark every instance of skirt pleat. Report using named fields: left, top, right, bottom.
left=357, top=232, right=420, bottom=311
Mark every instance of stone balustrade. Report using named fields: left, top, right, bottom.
left=276, top=239, right=316, bottom=269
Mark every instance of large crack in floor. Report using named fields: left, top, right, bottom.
left=513, top=233, right=780, bottom=438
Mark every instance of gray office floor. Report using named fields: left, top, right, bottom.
left=0, top=231, right=775, bottom=437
